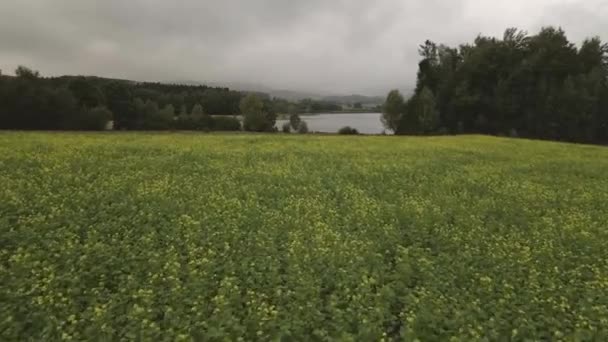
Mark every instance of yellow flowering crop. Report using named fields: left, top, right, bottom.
left=1, top=132, right=607, bottom=340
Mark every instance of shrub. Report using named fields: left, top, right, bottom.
left=77, top=106, right=113, bottom=131
left=241, top=94, right=275, bottom=132
left=282, top=122, right=291, bottom=133
left=175, top=114, right=216, bottom=131
left=212, top=116, right=241, bottom=131
left=289, top=114, right=302, bottom=131
left=338, top=126, right=359, bottom=135
left=297, top=121, right=309, bottom=134
left=138, top=100, right=174, bottom=130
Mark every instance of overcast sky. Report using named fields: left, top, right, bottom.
left=1, top=0, right=607, bottom=95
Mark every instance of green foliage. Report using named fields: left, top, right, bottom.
left=0, top=70, right=79, bottom=130
left=136, top=100, right=168, bottom=130
left=68, top=77, right=105, bottom=109
left=191, top=103, right=204, bottom=117
left=288, top=104, right=298, bottom=115
left=392, top=27, right=608, bottom=143
left=296, top=121, right=308, bottom=134
left=2, top=133, right=608, bottom=340
left=161, top=104, right=175, bottom=117
left=15, top=65, right=40, bottom=80
left=338, top=126, right=359, bottom=134
left=405, top=87, right=439, bottom=134
left=175, top=111, right=209, bottom=131
left=179, top=104, right=188, bottom=116
left=212, top=116, right=241, bottom=131
left=175, top=112, right=196, bottom=130
left=0, top=67, right=115, bottom=131
left=289, top=113, right=302, bottom=131
left=104, top=82, right=136, bottom=130
left=160, top=104, right=176, bottom=128
left=47, top=88, right=81, bottom=129
left=305, top=99, right=341, bottom=112
left=0, top=66, right=358, bottom=133
left=270, top=98, right=290, bottom=114
left=77, top=106, right=113, bottom=130
left=0, top=68, right=244, bottom=130
left=241, top=94, right=275, bottom=132
left=282, top=122, right=291, bottom=133
left=382, top=90, right=404, bottom=132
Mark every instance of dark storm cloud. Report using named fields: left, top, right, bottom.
left=1, top=0, right=606, bottom=95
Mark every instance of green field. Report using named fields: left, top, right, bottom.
left=1, top=132, right=608, bottom=340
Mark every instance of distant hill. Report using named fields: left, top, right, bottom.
left=322, top=94, right=384, bottom=105
left=179, top=80, right=385, bottom=104
left=177, top=81, right=318, bottom=100
left=267, top=89, right=324, bottom=101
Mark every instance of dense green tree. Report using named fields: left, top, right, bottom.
left=416, top=87, right=439, bottom=133
left=179, top=104, right=188, bottom=116
left=138, top=100, right=173, bottom=130
left=158, top=104, right=176, bottom=129
left=141, top=100, right=160, bottom=129
left=270, top=98, right=290, bottom=114
left=104, top=82, right=136, bottom=130
left=0, top=66, right=80, bottom=130
left=191, top=103, right=204, bottom=117
left=288, top=104, right=298, bottom=115
left=289, top=113, right=302, bottom=131
left=382, top=90, right=405, bottom=132
left=15, top=66, right=40, bottom=80
left=48, top=87, right=80, bottom=129
left=68, top=77, right=105, bottom=108
left=241, top=94, right=275, bottom=132
left=297, top=121, right=309, bottom=134
left=338, top=126, right=359, bottom=135
left=73, top=106, right=113, bottom=130
left=133, top=98, right=146, bottom=114
left=212, top=116, right=241, bottom=131
left=389, top=27, right=608, bottom=143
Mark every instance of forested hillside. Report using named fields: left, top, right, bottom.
left=0, top=68, right=243, bottom=131
left=0, top=68, right=371, bottom=131
left=383, top=27, right=608, bottom=144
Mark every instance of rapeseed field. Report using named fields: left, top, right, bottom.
left=1, top=132, right=607, bottom=340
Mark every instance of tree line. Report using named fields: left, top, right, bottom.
left=0, top=67, right=249, bottom=131
left=0, top=67, right=357, bottom=132
left=383, top=27, right=608, bottom=144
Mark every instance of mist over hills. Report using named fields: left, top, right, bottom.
left=183, top=80, right=387, bottom=105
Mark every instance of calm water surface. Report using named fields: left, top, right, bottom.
left=276, top=113, right=389, bottom=134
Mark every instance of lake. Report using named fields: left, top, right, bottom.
left=276, top=113, right=388, bottom=134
